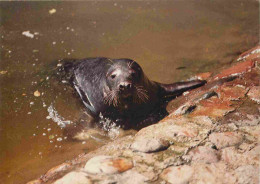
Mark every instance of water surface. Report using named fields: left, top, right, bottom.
left=0, top=1, right=258, bottom=183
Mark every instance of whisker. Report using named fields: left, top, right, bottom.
left=104, top=89, right=119, bottom=107
left=134, top=86, right=149, bottom=103
left=128, top=61, right=134, bottom=68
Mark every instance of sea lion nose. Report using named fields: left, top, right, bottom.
left=119, top=82, right=132, bottom=91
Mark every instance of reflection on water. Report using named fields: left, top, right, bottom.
left=0, top=1, right=258, bottom=183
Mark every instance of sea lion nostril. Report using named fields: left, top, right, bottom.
left=119, top=84, right=124, bottom=90
left=119, top=82, right=132, bottom=91
left=127, top=83, right=131, bottom=89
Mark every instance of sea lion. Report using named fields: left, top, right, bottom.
left=60, top=57, right=206, bottom=129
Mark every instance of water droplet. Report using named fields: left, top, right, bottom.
left=57, top=137, right=62, bottom=142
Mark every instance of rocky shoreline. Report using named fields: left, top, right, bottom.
left=28, top=46, right=260, bottom=184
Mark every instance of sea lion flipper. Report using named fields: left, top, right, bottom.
left=73, top=81, right=97, bottom=115
left=159, top=80, right=206, bottom=97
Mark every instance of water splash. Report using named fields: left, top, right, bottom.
left=99, top=113, right=121, bottom=139
left=47, top=104, right=72, bottom=128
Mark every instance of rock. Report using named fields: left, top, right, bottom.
left=238, top=143, right=256, bottom=152
left=247, top=86, right=260, bottom=104
left=131, top=117, right=209, bottom=153
left=239, top=125, right=260, bottom=142
left=234, top=165, right=259, bottom=184
left=49, top=9, right=57, bottom=14
left=209, top=132, right=243, bottom=149
left=190, top=162, right=236, bottom=184
left=84, top=155, right=133, bottom=174
left=131, top=138, right=170, bottom=153
left=191, top=116, right=214, bottom=128
left=117, top=170, right=148, bottom=184
left=34, top=90, right=41, bottom=97
left=160, top=165, right=194, bottom=184
left=221, top=145, right=259, bottom=168
left=54, top=171, right=91, bottom=184
left=26, top=179, right=42, bottom=184
left=216, top=85, right=247, bottom=101
left=186, top=146, right=219, bottom=164
left=169, top=77, right=238, bottom=115
left=172, top=91, right=218, bottom=116
left=195, top=72, right=212, bottom=80
left=237, top=45, right=260, bottom=62
left=43, top=163, right=71, bottom=181
left=213, top=60, right=255, bottom=79
left=0, top=70, right=8, bottom=75
left=97, top=169, right=148, bottom=184
left=235, top=114, right=260, bottom=127
left=191, top=96, right=236, bottom=119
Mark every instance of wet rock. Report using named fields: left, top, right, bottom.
left=160, top=165, right=194, bottom=184
left=169, top=76, right=238, bottom=115
left=209, top=132, right=243, bottom=149
left=214, top=60, right=255, bottom=79
left=42, top=163, right=71, bottom=181
left=172, top=91, right=218, bottom=116
left=195, top=72, right=212, bottom=80
left=84, top=155, right=133, bottom=174
left=216, top=85, right=248, bottom=101
left=26, top=179, right=42, bottom=184
left=234, top=165, right=259, bottom=184
left=54, top=171, right=91, bottom=184
left=247, top=86, right=260, bottom=104
left=185, top=146, right=219, bottom=164
left=131, top=138, right=170, bottom=153
left=237, top=45, right=260, bottom=62
left=191, top=96, right=236, bottom=118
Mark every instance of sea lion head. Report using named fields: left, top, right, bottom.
left=103, top=59, right=149, bottom=107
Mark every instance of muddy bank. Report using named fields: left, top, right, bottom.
left=28, top=46, right=260, bottom=184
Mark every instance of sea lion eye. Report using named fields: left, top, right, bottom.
left=131, top=71, right=136, bottom=78
left=111, top=74, right=116, bottom=79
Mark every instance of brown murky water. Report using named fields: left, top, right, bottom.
left=0, top=1, right=258, bottom=183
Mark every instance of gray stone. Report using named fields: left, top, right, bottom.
left=54, top=171, right=91, bottom=184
